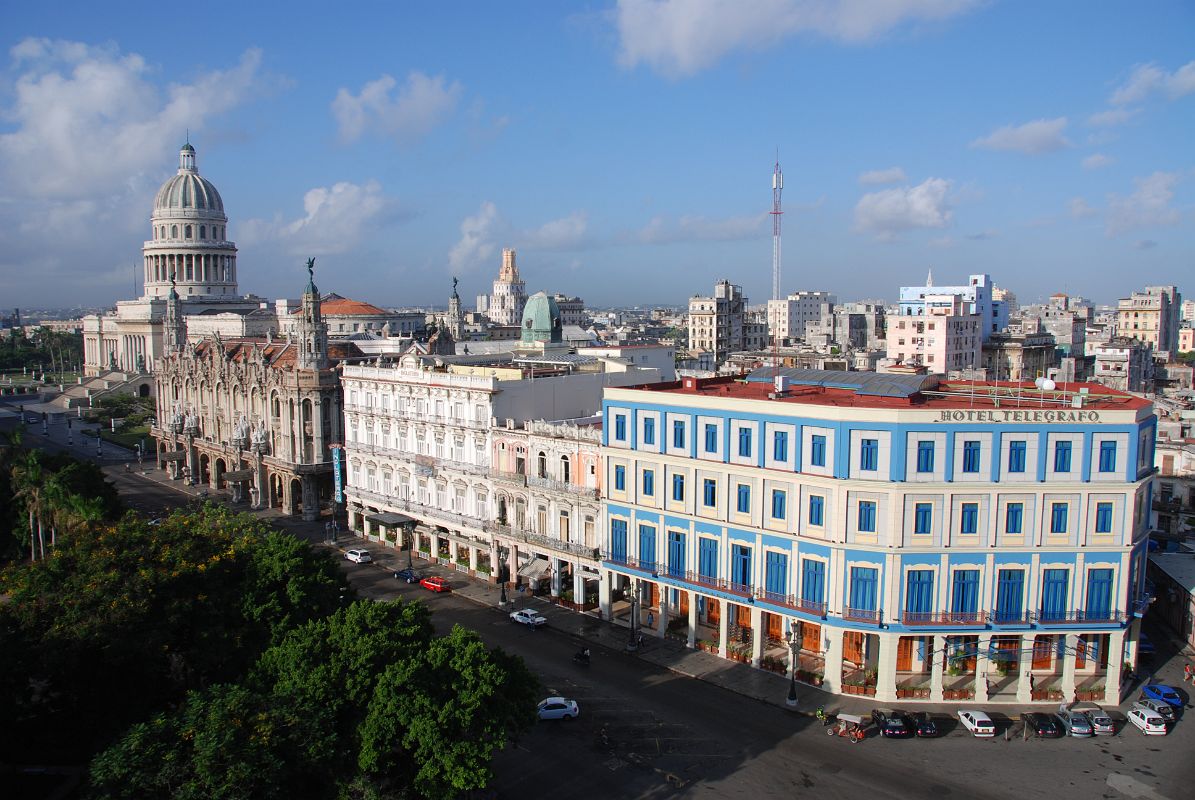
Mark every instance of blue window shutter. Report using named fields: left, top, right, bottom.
left=614, top=465, right=625, bottom=491
left=737, top=484, right=750, bottom=513
left=858, top=501, right=876, bottom=532
left=673, top=420, right=685, bottom=449
left=738, top=427, right=752, bottom=457
left=1041, top=569, right=1069, bottom=620
left=917, top=441, right=935, bottom=473
left=960, top=503, right=978, bottom=534
left=1098, top=441, right=1116, bottom=473
left=860, top=439, right=878, bottom=471
left=809, top=495, right=824, bottom=526
left=850, top=567, right=878, bottom=612
left=811, top=434, right=826, bottom=467
left=672, top=473, right=684, bottom=501
left=1053, top=440, right=1072, bottom=472
left=698, top=538, right=718, bottom=578
left=914, top=503, right=933, bottom=535
left=667, top=531, right=686, bottom=577
left=771, top=490, right=786, bottom=519
left=1085, top=569, right=1113, bottom=619
left=703, top=478, right=716, bottom=506
left=904, top=570, right=934, bottom=614
left=643, top=469, right=654, bottom=496
left=951, top=570, right=979, bottom=615
left=962, top=440, right=981, bottom=473
left=704, top=424, right=718, bottom=452
left=765, top=552, right=788, bottom=595
left=1095, top=502, right=1113, bottom=533
left=773, top=431, right=788, bottom=462
left=643, top=418, right=655, bottom=445
left=1008, top=440, right=1026, bottom=472
left=995, top=569, right=1024, bottom=621
left=615, top=416, right=626, bottom=440
left=1005, top=503, right=1023, bottom=534
left=801, top=559, right=825, bottom=605
left=638, top=525, right=656, bottom=569
left=732, top=545, right=752, bottom=587
left=610, top=520, right=627, bottom=561
left=1050, top=502, right=1068, bottom=533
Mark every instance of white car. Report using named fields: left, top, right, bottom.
left=510, top=609, right=548, bottom=628
left=537, top=697, right=580, bottom=721
left=1127, top=706, right=1168, bottom=735
left=957, top=709, right=996, bottom=737
left=344, top=548, right=372, bottom=564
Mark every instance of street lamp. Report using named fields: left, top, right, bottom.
left=405, top=522, right=414, bottom=569
left=500, top=581, right=508, bottom=606
left=784, top=623, right=800, bottom=707
left=627, top=590, right=640, bottom=651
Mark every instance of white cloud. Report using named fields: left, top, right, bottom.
left=1105, top=171, right=1181, bottom=236
left=332, top=71, right=462, bottom=144
left=1082, top=153, right=1113, bottom=170
left=854, top=177, right=952, bottom=238
left=1135, top=239, right=1157, bottom=251
left=239, top=181, right=393, bottom=256
left=521, top=211, right=589, bottom=250
left=1087, top=107, right=1138, bottom=127
left=1110, top=60, right=1195, bottom=105
left=447, top=201, right=501, bottom=273
left=0, top=39, right=265, bottom=198
left=613, top=0, right=982, bottom=77
left=970, top=117, right=1070, bottom=154
left=1069, top=197, right=1097, bottom=219
left=858, top=166, right=907, bottom=185
left=635, top=212, right=768, bottom=244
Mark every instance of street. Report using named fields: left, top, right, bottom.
left=4, top=409, right=1194, bottom=800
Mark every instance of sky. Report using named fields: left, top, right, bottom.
left=0, top=0, right=1192, bottom=311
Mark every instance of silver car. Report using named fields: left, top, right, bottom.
left=1055, top=708, right=1094, bottom=737
left=1083, top=709, right=1115, bottom=735
left=1135, top=697, right=1176, bottom=722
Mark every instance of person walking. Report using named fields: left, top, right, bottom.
left=1183, top=663, right=1193, bottom=684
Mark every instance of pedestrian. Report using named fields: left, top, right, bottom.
left=647, top=611, right=654, bottom=628
left=1183, top=663, right=1193, bottom=684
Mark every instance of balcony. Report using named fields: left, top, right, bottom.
left=988, top=611, right=1033, bottom=627
left=1035, top=610, right=1128, bottom=625
left=842, top=607, right=883, bottom=625
left=492, top=469, right=526, bottom=487
left=899, top=611, right=987, bottom=628
left=527, top=474, right=599, bottom=499
left=755, top=589, right=828, bottom=619
left=483, top=520, right=600, bottom=561
left=349, top=488, right=486, bottom=533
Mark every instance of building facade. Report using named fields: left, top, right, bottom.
left=688, top=280, right=746, bottom=366
left=599, top=370, right=1155, bottom=705
left=1116, top=286, right=1182, bottom=357
left=487, top=248, right=527, bottom=326
left=1093, top=338, right=1155, bottom=393
left=898, top=272, right=1007, bottom=341
left=766, top=291, right=836, bottom=344
left=886, top=295, right=981, bottom=372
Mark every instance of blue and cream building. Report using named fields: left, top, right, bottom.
left=598, top=370, right=1156, bottom=705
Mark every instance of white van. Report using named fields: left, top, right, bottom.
left=958, top=709, right=996, bottom=737
left=1127, top=705, right=1168, bottom=736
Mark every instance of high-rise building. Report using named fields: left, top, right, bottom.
left=688, top=280, right=746, bottom=365
left=1116, top=286, right=1181, bottom=356
left=487, top=248, right=527, bottom=326
left=599, top=369, right=1155, bottom=706
left=899, top=272, right=1007, bottom=341
left=887, top=294, right=982, bottom=372
left=766, top=291, right=836, bottom=344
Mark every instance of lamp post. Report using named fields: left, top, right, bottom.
left=784, top=623, right=799, bottom=707
left=627, top=588, right=640, bottom=651
left=500, top=581, right=508, bottom=606
left=405, top=522, right=414, bottom=569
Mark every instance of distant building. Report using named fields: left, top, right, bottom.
left=981, top=319, right=1058, bottom=382
left=487, top=248, right=527, bottom=326
left=766, top=291, right=835, bottom=344
left=1093, top=337, right=1155, bottom=393
left=887, top=294, right=981, bottom=372
left=688, top=280, right=747, bottom=366
left=1178, top=326, right=1193, bottom=354
left=553, top=294, right=587, bottom=328
left=1116, top=285, right=1181, bottom=357
left=898, top=272, right=1007, bottom=341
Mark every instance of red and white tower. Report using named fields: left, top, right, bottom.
left=771, top=158, right=783, bottom=302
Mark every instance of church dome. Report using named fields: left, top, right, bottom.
left=520, top=291, right=563, bottom=344
left=153, top=144, right=226, bottom=217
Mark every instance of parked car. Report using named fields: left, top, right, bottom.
left=344, top=548, right=372, bottom=564
left=1127, top=705, right=1169, bottom=735
left=536, top=697, right=580, bottom=721
left=910, top=712, right=940, bottom=738
left=419, top=576, right=451, bottom=593
left=958, top=710, right=996, bottom=737
left=1135, top=696, right=1176, bottom=722
left=1137, top=633, right=1156, bottom=658
left=870, top=709, right=914, bottom=739
left=1020, top=712, right=1063, bottom=738
left=1055, top=707, right=1094, bottom=738
left=510, top=609, right=548, bottom=628
left=1081, top=709, right=1116, bottom=735
left=1141, top=684, right=1184, bottom=709
left=394, top=567, right=421, bottom=584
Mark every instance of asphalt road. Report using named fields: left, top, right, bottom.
left=6, top=413, right=1193, bottom=800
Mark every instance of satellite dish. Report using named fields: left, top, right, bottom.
left=1034, top=377, right=1045, bottom=389
left=1041, top=379, right=1056, bottom=392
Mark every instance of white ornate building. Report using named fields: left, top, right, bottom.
left=82, top=143, right=261, bottom=376
left=486, top=248, right=526, bottom=326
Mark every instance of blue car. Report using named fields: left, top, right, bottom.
left=1141, top=684, right=1184, bottom=708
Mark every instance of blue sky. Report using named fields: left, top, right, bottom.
left=1, top=1, right=1192, bottom=310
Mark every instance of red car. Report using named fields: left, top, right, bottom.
left=419, top=576, right=451, bottom=593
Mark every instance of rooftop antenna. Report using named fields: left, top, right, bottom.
left=771, top=154, right=783, bottom=304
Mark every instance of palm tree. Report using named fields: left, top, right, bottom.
left=12, top=449, right=47, bottom=561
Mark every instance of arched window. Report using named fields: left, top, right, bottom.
left=199, top=225, right=206, bottom=239
left=560, top=456, right=570, bottom=483
left=184, top=225, right=192, bottom=239
left=537, top=452, right=547, bottom=479
left=171, top=225, right=178, bottom=238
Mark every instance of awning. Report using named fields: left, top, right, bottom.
left=222, top=469, right=255, bottom=481
left=366, top=512, right=416, bottom=527
left=517, top=557, right=551, bottom=579
left=160, top=451, right=187, bottom=462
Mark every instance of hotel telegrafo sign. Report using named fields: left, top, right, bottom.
left=936, top=409, right=1101, bottom=424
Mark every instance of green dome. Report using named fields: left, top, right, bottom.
left=520, top=291, right=563, bottom=344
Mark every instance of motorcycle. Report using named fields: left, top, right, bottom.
left=572, top=649, right=591, bottom=665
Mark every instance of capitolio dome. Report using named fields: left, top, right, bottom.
left=153, top=142, right=226, bottom=216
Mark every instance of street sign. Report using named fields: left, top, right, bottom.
left=332, top=446, right=343, bottom=504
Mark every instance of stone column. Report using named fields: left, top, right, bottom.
left=507, top=544, right=520, bottom=585
left=875, top=632, right=899, bottom=702
left=253, top=458, right=267, bottom=510
left=657, top=587, right=669, bottom=639
left=313, top=397, right=325, bottom=463
left=598, top=569, right=612, bottom=620
left=573, top=568, right=585, bottom=605
left=930, top=634, right=947, bottom=702
left=468, top=546, right=478, bottom=573
left=489, top=544, right=500, bottom=584
left=1060, top=633, right=1080, bottom=702
left=550, top=558, right=562, bottom=598
left=1016, top=635, right=1034, bottom=703
left=717, top=602, right=730, bottom=659
left=750, top=606, right=764, bottom=667
left=975, top=633, right=993, bottom=703
left=822, top=628, right=844, bottom=695
left=1104, top=630, right=1124, bottom=705
left=186, top=439, right=198, bottom=486
left=687, top=592, right=697, bottom=649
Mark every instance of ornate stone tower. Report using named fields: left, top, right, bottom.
left=296, top=258, right=328, bottom=371
left=487, top=248, right=526, bottom=326
left=446, top=276, right=465, bottom=339
left=163, top=273, right=187, bottom=355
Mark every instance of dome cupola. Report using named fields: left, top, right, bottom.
left=520, top=291, right=563, bottom=345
